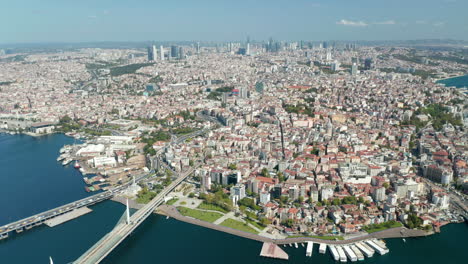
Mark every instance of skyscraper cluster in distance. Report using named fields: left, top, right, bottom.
left=147, top=44, right=185, bottom=61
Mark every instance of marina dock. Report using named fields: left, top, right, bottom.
left=260, top=242, right=289, bottom=260
left=44, top=207, right=92, bottom=227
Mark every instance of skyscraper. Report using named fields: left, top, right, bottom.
left=196, top=42, right=200, bottom=54
left=323, top=41, right=328, bottom=49
left=160, top=45, right=164, bottom=61
left=170, top=45, right=178, bottom=58
left=351, top=63, right=358, bottom=75
left=147, top=45, right=157, bottom=61
left=178, top=47, right=185, bottom=59
left=364, top=58, right=373, bottom=70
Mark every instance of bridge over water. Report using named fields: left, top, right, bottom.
left=73, top=167, right=195, bottom=264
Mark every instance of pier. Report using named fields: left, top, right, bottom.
left=0, top=191, right=112, bottom=238
left=260, top=242, right=289, bottom=260
left=45, top=207, right=92, bottom=227
left=0, top=171, right=149, bottom=240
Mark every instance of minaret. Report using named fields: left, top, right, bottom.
left=126, top=199, right=131, bottom=225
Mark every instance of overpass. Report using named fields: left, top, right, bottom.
left=73, top=167, right=196, bottom=264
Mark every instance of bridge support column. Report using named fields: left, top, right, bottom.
left=126, top=199, right=131, bottom=225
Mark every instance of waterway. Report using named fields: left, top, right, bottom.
left=436, top=74, right=468, bottom=88
left=1, top=134, right=468, bottom=264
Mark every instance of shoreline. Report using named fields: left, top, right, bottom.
left=155, top=204, right=434, bottom=246
left=435, top=74, right=468, bottom=82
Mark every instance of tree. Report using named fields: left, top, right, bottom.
left=298, top=196, right=304, bottom=203
left=228, top=164, right=237, bottom=170
left=332, top=198, right=342, bottom=206
left=383, top=182, right=390, bottom=189
left=59, top=115, right=72, bottom=123
left=358, top=197, right=365, bottom=204
left=277, top=172, right=285, bottom=182
left=310, top=148, right=320, bottom=155
left=281, top=219, right=294, bottom=228
left=406, top=213, right=423, bottom=229
left=260, top=218, right=271, bottom=227
left=261, top=168, right=270, bottom=177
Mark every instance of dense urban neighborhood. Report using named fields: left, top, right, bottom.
left=1, top=42, right=467, bottom=243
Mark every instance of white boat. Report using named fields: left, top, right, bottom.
left=319, top=243, right=327, bottom=254
left=355, top=242, right=374, bottom=258
left=62, top=158, right=72, bottom=166
left=306, top=242, right=313, bottom=257
left=365, top=240, right=388, bottom=255
left=402, top=238, right=406, bottom=243
left=49, top=256, right=54, bottom=264
left=343, top=245, right=357, bottom=262
left=336, top=246, right=347, bottom=262
left=350, top=245, right=364, bottom=261
left=294, top=242, right=298, bottom=248
left=329, top=245, right=339, bottom=261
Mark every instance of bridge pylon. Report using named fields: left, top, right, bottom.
left=126, top=199, right=131, bottom=225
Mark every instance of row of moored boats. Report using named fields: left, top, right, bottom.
left=286, top=238, right=389, bottom=262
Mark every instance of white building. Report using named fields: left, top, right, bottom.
left=260, top=191, right=271, bottom=204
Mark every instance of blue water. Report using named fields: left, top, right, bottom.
left=437, top=74, right=468, bottom=88
left=0, top=134, right=90, bottom=225
left=1, top=134, right=468, bottom=264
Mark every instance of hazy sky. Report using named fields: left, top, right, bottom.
left=1, top=0, right=467, bottom=43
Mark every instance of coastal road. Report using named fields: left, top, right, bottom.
left=158, top=205, right=430, bottom=246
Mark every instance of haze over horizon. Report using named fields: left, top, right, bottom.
left=1, top=0, right=468, bottom=44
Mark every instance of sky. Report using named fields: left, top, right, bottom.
left=0, top=0, right=467, bottom=43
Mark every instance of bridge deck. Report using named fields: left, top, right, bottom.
left=73, top=168, right=195, bottom=264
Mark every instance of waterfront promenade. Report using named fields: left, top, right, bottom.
left=158, top=205, right=431, bottom=246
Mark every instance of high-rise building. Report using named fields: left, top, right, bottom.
left=326, top=51, right=332, bottom=61
left=351, top=63, right=358, bottom=75
left=331, top=61, right=340, bottom=71
left=246, top=43, right=250, bottom=56
left=170, top=45, right=178, bottom=58
left=196, top=42, right=200, bottom=54
left=147, top=45, right=157, bottom=61
left=323, top=41, right=328, bottom=49
left=364, top=58, right=373, bottom=70
left=178, top=47, right=185, bottom=59
left=160, top=45, right=164, bottom=61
